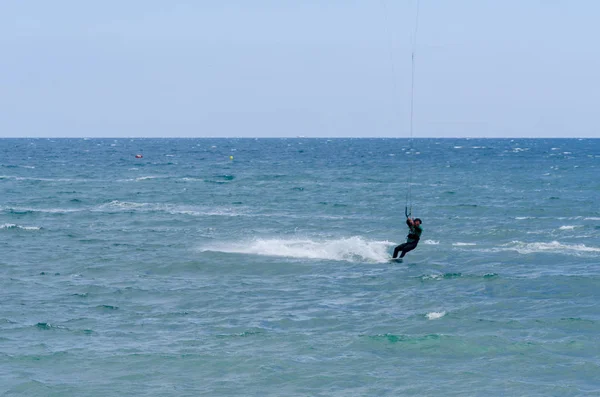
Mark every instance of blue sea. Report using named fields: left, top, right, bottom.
left=1, top=138, right=599, bottom=396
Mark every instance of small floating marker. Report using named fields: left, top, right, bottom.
left=229, top=155, right=234, bottom=160
left=135, top=154, right=143, bottom=159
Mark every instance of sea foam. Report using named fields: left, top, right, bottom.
left=201, top=236, right=393, bottom=263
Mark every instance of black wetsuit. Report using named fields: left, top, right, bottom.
left=393, top=219, right=423, bottom=258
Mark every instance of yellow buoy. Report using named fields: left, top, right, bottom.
left=229, top=155, right=234, bottom=160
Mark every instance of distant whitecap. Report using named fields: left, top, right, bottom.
left=1, top=223, right=41, bottom=230
left=504, top=240, right=600, bottom=254
left=559, top=225, right=577, bottom=230
left=426, top=311, right=446, bottom=320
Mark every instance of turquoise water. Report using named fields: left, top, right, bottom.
left=1, top=138, right=599, bottom=396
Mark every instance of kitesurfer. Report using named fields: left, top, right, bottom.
left=393, top=217, right=423, bottom=259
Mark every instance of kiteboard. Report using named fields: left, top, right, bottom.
left=389, top=257, right=403, bottom=263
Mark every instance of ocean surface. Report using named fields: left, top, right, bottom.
left=1, top=138, right=599, bottom=396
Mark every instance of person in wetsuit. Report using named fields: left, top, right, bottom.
left=393, top=217, right=423, bottom=259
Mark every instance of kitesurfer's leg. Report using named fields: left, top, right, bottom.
left=399, top=241, right=418, bottom=258
left=393, top=243, right=407, bottom=258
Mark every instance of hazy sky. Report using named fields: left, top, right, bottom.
left=1, top=1, right=598, bottom=138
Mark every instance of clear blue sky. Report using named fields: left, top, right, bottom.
left=1, top=1, right=598, bottom=138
